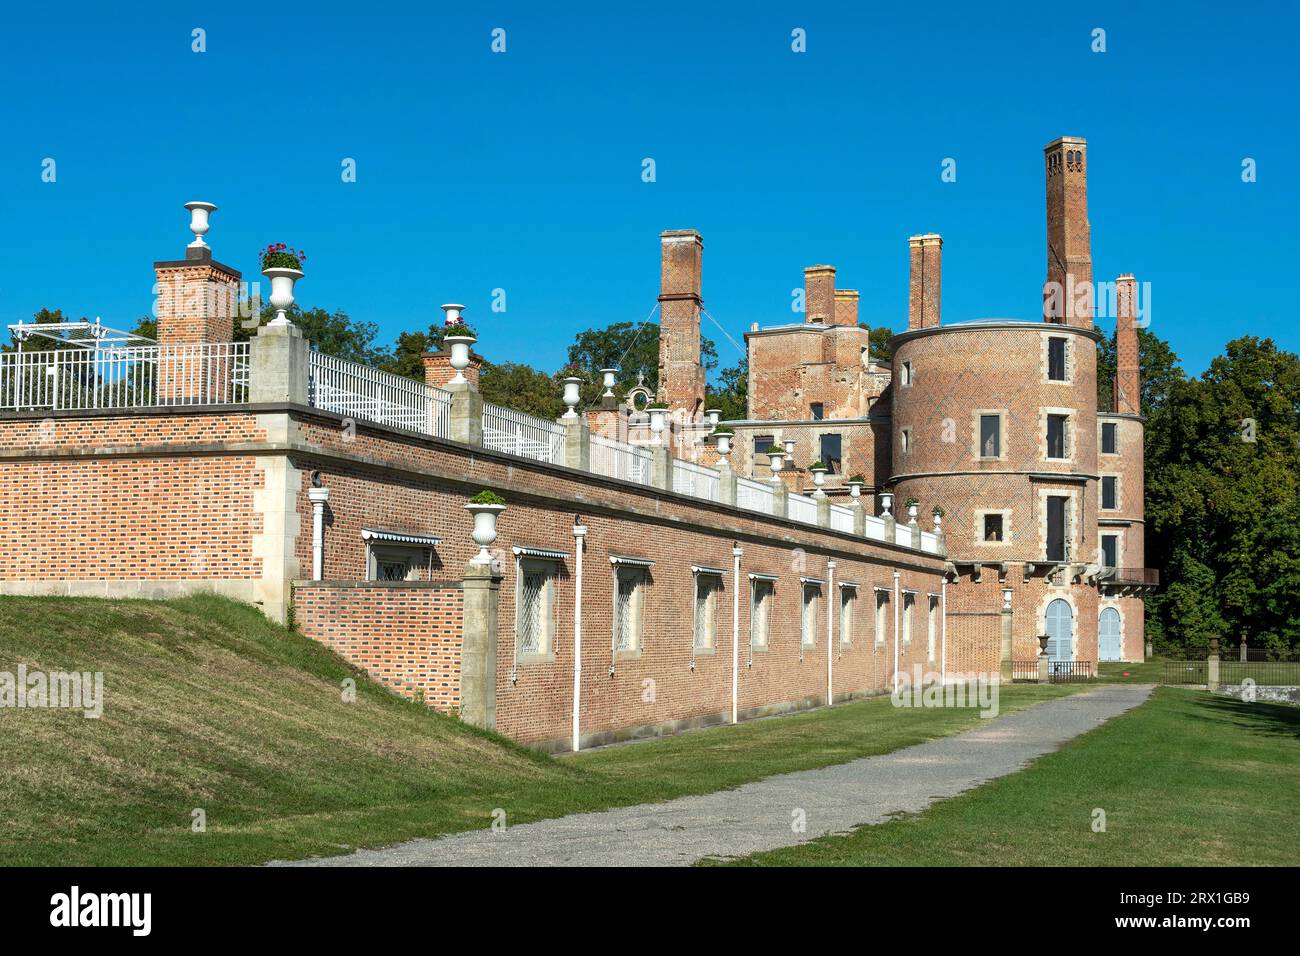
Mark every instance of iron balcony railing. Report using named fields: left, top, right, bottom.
left=1012, top=660, right=1097, bottom=682
left=481, top=401, right=565, bottom=464
left=308, top=351, right=450, bottom=436
left=589, top=434, right=653, bottom=485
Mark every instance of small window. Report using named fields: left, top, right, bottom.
left=517, top=559, right=558, bottom=658
left=1048, top=337, right=1067, bottom=381
left=900, top=428, right=912, bottom=456
left=983, top=513, right=1004, bottom=542
left=839, top=586, right=855, bottom=646
left=874, top=590, right=890, bottom=644
left=810, top=402, right=824, bottom=421
left=900, top=361, right=913, bottom=386
left=370, top=545, right=427, bottom=581
left=979, top=414, right=1001, bottom=458
left=927, top=595, right=939, bottom=663
left=753, top=434, right=774, bottom=466
left=801, top=583, right=821, bottom=648
left=693, top=573, right=722, bottom=652
left=1101, top=535, right=1118, bottom=568
left=1046, top=414, right=1068, bottom=459
left=819, top=433, right=842, bottom=473
left=902, top=593, right=915, bottom=645
left=613, top=566, right=646, bottom=653
left=1101, top=475, right=1117, bottom=510
left=750, top=579, right=773, bottom=649
left=1101, top=422, right=1118, bottom=454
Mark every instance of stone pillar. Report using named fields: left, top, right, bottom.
left=852, top=499, right=866, bottom=536
left=717, top=457, right=737, bottom=507
left=816, top=496, right=831, bottom=528
left=460, top=562, right=501, bottom=730
left=1037, top=647, right=1050, bottom=684
left=771, top=486, right=788, bottom=519
left=1207, top=638, right=1220, bottom=690
left=563, top=416, right=590, bottom=471
left=910, top=520, right=923, bottom=550
left=250, top=323, right=310, bottom=405
left=883, top=513, right=897, bottom=543
left=1000, top=605, right=1014, bottom=683
left=651, top=445, right=673, bottom=491
left=449, top=381, right=483, bottom=445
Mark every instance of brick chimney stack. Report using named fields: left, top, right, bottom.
left=1114, top=273, right=1141, bottom=414
left=153, top=202, right=240, bottom=345
left=803, top=266, right=836, bottom=325
left=907, top=234, right=942, bottom=330
left=1043, top=136, right=1092, bottom=328
left=833, top=289, right=859, bottom=327
left=657, top=229, right=706, bottom=417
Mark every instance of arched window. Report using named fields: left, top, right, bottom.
left=1045, top=599, right=1073, bottom=662
left=1099, top=607, right=1122, bottom=661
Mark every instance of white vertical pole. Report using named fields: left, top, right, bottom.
left=731, top=545, right=742, bottom=723
left=940, top=577, right=948, bottom=683
left=826, top=560, right=836, bottom=707
left=308, top=487, right=329, bottom=580
left=572, top=523, right=587, bottom=752
left=893, top=569, right=901, bottom=694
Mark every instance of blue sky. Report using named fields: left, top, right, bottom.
left=1, top=0, right=1295, bottom=377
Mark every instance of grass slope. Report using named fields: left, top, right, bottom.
left=1, top=594, right=1078, bottom=866
left=712, top=687, right=1300, bottom=866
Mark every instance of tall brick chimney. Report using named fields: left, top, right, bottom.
left=657, top=229, right=706, bottom=417
left=154, top=202, right=240, bottom=345
left=1114, top=273, right=1141, bottom=414
left=804, top=266, right=836, bottom=325
left=907, top=234, right=942, bottom=330
left=833, top=289, right=859, bottom=327
left=1043, top=136, right=1092, bottom=328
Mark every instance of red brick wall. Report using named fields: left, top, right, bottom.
left=293, top=583, right=463, bottom=711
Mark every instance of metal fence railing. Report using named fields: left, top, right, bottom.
left=787, top=492, right=818, bottom=525
left=481, top=401, right=565, bottom=464
left=308, top=351, right=449, bottom=435
left=735, top=477, right=774, bottom=515
left=672, top=458, right=720, bottom=501
left=1, top=343, right=249, bottom=410
left=589, top=434, right=652, bottom=485
left=1164, top=659, right=1300, bottom=686
left=1012, top=660, right=1097, bottom=682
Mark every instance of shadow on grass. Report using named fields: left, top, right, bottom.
left=1193, top=692, right=1300, bottom=740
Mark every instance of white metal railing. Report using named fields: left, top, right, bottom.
left=0, top=343, right=249, bottom=410
left=590, top=434, right=653, bottom=485
left=787, top=493, right=818, bottom=525
left=830, top=503, right=855, bottom=534
left=894, top=523, right=913, bottom=546
left=920, top=531, right=940, bottom=554
left=736, top=477, right=775, bottom=514
left=482, top=401, right=565, bottom=464
left=672, top=458, right=720, bottom=501
left=864, top=514, right=889, bottom=542
left=308, top=351, right=449, bottom=436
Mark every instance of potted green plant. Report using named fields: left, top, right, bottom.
left=931, top=505, right=945, bottom=529
left=712, top=425, right=735, bottom=455
left=465, top=490, right=506, bottom=564
left=647, top=403, right=669, bottom=435
left=808, top=459, right=829, bottom=495
left=905, top=496, right=920, bottom=522
left=261, top=243, right=306, bottom=327
left=847, top=474, right=866, bottom=498
left=766, top=444, right=785, bottom=480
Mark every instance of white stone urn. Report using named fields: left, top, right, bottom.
left=715, top=432, right=732, bottom=455
left=263, top=267, right=303, bottom=327
left=184, top=201, right=217, bottom=248
left=648, top=407, right=667, bottom=437
left=440, top=303, right=466, bottom=326
left=600, top=368, right=618, bottom=398
left=907, top=501, right=920, bottom=523
left=561, top=376, right=582, bottom=418
left=705, top=408, right=722, bottom=428
left=879, top=492, right=894, bottom=517
left=782, top=438, right=797, bottom=459
left=768, top=449, right=785, bottom=482
left=465, top=500, right=506, bottom=565
left=848, top=480, right=863, bottom=499
left=1001, top=588, right=1014, bottom=612
left=810, top=466, right=828, bottom=496
left=444, top=335, right=476, bottom=385
left=932, top=509, right=944, bottom=530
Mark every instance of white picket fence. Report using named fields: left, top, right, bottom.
left=590, top=434, right=653, bottom=485
left=308, top=351, right=449, bottom=435
left=481, top=401, right=565, bottom=464
left=0, top=343, right=249, bottom=410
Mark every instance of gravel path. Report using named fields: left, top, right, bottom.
left=274, top=683, right=1153, bottom=867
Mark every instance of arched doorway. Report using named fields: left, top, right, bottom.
left=1099, top=607, right=1122, bottom=662
left=1045, top=599, right=1073, bottom=662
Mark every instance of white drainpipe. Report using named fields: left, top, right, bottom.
left=572, top=521, right=587, bottom=752
left=940, top=577, right=948, bottom=683
left=731, top=545, right=742, bottom=723
left=893, top=569, right=901, bottom=694
left=308, top=485, right=329, bottom=581
left=826, top=560, right=836, bottom=707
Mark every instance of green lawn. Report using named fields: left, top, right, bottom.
left=1096, top=658, right=1168, bottom=683
left=709, top=687, right=1300, bottom=866
left=0, top=594, right=1080, bottom=866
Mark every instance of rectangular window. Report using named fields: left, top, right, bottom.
left=983, top=513, right=1004, bottom=542
left=1048, top=337, right=1067, bottom=381
left=1101, top=534, right=1118, bottom=568
left=902, top=592, right=915, bottom=645
left=875, top=590, right=890, bottom=644
left=1101, top=421, right=1118, bottom=454
left=517, top=559, right=557, bottom=657
left=1046, top=414, right=1068, bottom=459
left=810, top=402, right=824, bottom=421
left=1046, top=495, right=1068, bottom=561
left=901, top=361, right=913, bottom=386
left=613, top=566, right=646, bottom=653
left=927, top=595, right=939, bottom=663
left=753, top=434, right=774, bottom=470
left=693, top=573, right=721, bottom=652
left=801, top=583, right=821, bottom=648
left=979, top=414, right=1001, bottom=458
left=1101, top=475, right=1117, bottom=510
left=370, top=545, right=428, bottom=581
left=750, top=579, right=773, bottom=649
left=839, top=586, right=855, bottom=646
left=819, top=433, right=842, bottom=473
left=901, top=428, right=912, bottom=456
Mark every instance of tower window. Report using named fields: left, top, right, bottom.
left=1102, top=475, right=1118, bottom=510
left=1101, top=422, right=1118, bottom=454
left=1101, top=534, right=1118, bottom=568
left=900, top=361, right=913, bottom=386
left=983, top=514, right=1004, bottom=542
left=810, top=402, right=824, bottom=421
left=1046, top=414, right=1068, bottom=459
left=1048, top=337, right=1067, bottom=381
left=979, top=414, right=1001, bottom=458
left=819, top=433, right=842, bottom=473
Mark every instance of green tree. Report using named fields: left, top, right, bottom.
left=861, top=324, right=895, bottom=364
left=566, top=321, right=719, bottom=396
left=234, top=304, right=390, bottom=368
left=707, top=357, right=748, bottom=421
left=1095, top=327, right=1185, bottom=416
